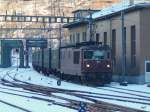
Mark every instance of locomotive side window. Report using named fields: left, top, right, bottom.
left=73, top=51, right=80, bottom=64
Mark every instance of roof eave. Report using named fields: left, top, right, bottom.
left=63, top=21, right=88, bottom=28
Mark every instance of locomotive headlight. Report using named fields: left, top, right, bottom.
left=86, top=64, right=90, bottom=68
left=107, top=64, right=110, bottom=68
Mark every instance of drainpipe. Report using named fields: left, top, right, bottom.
left=121, top=10, right=126, bottom=82
left=88, top=9, right=94, bottom=42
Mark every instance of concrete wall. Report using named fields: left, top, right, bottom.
left=140, top=8, right=150, bottom=74
left=139, top=8, right=150, bottom=83
left=69, top=25, right=88, bottom=44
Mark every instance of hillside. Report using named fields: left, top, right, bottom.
left=0, top=0, right=121, bottom=38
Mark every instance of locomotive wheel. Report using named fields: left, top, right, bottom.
left=104, top=73, right=112, bottom=84
left=80, top=76, right=85, bottom=84
left=108, top=74, right=112, bottom=83
left=81, top=76, right=88, bottom=85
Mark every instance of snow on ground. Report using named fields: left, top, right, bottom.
left=0, top=66, right=150, bottom=111
left=0, top=84, right=76, bottom=112
left=0, top=67, right=77, bottom=112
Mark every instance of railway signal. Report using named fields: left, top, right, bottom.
left=57, top=79, right=61, bottom=86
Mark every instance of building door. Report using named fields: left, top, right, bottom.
left=145, top=61, right=150, bottom=83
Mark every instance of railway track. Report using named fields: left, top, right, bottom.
left=3, top=81, right=150, bottom=105
left=106, top=86, right=150, bottom=95
left=9, top=72, right=150, bottom=100
left=11, top=78, right=150, bottom=104
left=9, top=78, right=150, bottom=99
left=0, top=79, right=147, bottom=112
left=0, top=99, right=31, bottom=112
left=0, top=81, right=79, bottom=111
left=0, top=83, right=48, bottom=97
left=0, top=87, right=79, bottom=110
left=97, top=87, right=150, bottom=99
left=0, top=87, right=79, bottom=111
left=0, top=71, right=148, bottom=112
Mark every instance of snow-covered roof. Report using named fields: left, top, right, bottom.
left=63, top=1, right=150, bottom=28
left=72, top=9, right=100, bottom=13
left=92, top=1, right=150, bottom=19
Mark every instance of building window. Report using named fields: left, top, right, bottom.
left=77, top=13, right=80, bottom=18
left=73, top=51, right=80, bottom=64
left=61, top=51, right=65, bottom=59
left=124, top=27, right=127, bottom=68
left=68, top=50, right=71, bottom=59
left=73, top=33, right=75, bottom=44
left=96, top=33, right=100, bottom=42
left=61, top=51, right=63, bottom=59
left=131, top=25, right=136, bottom=68
left=70, top=34, right=72, bottom=44
left=112, top=29, right=116, bottom=63
left=82, top=32, right=87, bottom=42
left=104, top=32, right=107, bottom=45
left=64, top=51, right=66, bottom=59
left=76, top=33, right=80, bottom=43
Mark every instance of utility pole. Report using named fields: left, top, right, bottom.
left=121, top=10, right=126, bottom=82
left=120, top=0, right=134, bottom=86
left=57, top=25, right=62, bottom=86
left=88, top=9, right=94, bottom=42
left=25, top=46, right=29, bottom=68
left=58, top=25, right=62, bottom=69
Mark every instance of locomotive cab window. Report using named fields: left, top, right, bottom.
left=84, top=51, right=93, bottom=59
left=73, top=51, right=80, bottom=64
left=93, top=50, right=104, bottom=60
left=84, top=50, right=105, bottom=60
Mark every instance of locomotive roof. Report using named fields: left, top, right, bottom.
left=81, top=45, right=110, bottom=50
left=61, top=41, right=110, bottom=50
